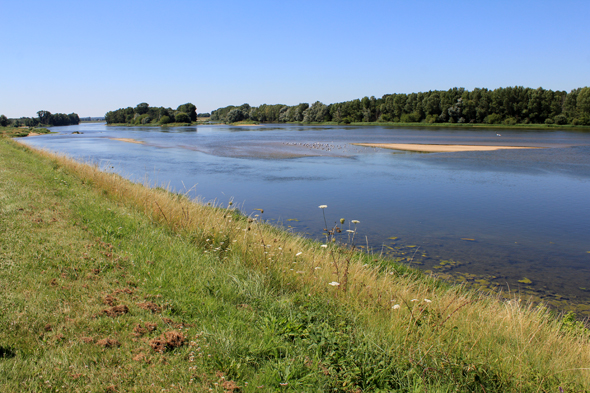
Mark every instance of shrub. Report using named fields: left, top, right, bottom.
left=400, top=112, right=420, bottom=123
left=159, top=116, right=171, bottom=125
left=554, top=114, right=568, bottom=125
left=174, top=112, right=191, bottom=123
left=544, top=118, right=554, bottom=125
left=485, top=113, right=503, bottom=124
left=504, top=117, right=517, bottom=125
left=424, top=114, right=437, bottom=123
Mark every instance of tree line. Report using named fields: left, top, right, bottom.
left=0, top=111, right=80, bottom=127
left=105, top=103, right=197, bottom=125
left=211, top=86, right=590, bottom=126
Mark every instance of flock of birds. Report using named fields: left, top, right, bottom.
left=282, top=141, right=367, bottom=154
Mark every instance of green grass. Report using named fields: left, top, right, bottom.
left=1, top=137, right=590, bottom=392
left=0, top=126, right=51, bottom=138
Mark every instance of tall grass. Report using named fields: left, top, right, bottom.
left=2, top=137, right=590, bottom=391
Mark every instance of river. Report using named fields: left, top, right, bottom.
left=21, top=123, right=590, bottom=315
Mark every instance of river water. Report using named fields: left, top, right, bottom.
left=21, top=123, right=590, bottom=314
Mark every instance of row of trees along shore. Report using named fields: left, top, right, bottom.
left=105, top=103, right=198, bottom=125
left=211, top=86, right=590, bottom=126
left=0, top=111, right=80, bottom=127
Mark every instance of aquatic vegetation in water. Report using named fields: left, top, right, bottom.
left=518, top=278, right=533, bottom=285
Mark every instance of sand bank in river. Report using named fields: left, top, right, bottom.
left=109, top=138, right=145, bottom=144
left=352, top=143, right=543, bottom=153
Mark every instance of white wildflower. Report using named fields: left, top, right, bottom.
left=424, top=298, right=432, bottom=303
left=351, top=220, right=360, bottom=224
left=328, top=281, right=340, bottom=286
left=295, top=252, right=302, bottom=256
left=392, top=304, right=401, bottom=310
left=411, top=299, right=418, bottom=302
left=321, top=245, right=327, bottom=248
left=319, top=205, right=327, bottom=209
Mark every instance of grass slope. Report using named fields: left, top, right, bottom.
left=1, top=138, right=589, bottom=392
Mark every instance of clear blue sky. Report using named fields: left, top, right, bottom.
left=1, top=0, right=589, bottom=117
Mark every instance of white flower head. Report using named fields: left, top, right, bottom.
left=321, top=244, right=327, bottom=248
left=295, top=252, right=302, bottom=256
left=346, top=230, right=355, bottom=233
left=319, top=205, right=327, bottom=209
left=328, top=281, right=340, bottom=286
left=424, top=298, right=432, bottom=303
left=351, top=220, right=360, bottom=224
left=410, top=299, right=419, bottom=302
left=392, top=304, right=401, bottom=310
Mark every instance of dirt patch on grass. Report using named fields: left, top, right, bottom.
left=114, top=287, right=134, bottom=295
left=149, top=331, right=185, bottom=353
left=102, top=305, right=129, bottom=317
left=103, top=294, right=117, bottom=306
left=132, top=322, right=158, bottom=337
left=222, top=380, right=240, bottom=391
left=137, top=301, right=161, bottom=313
left=97, top=338, right=120, bottom=348
left=80, top=337, right=94, bottom=344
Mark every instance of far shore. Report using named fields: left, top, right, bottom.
left=352, top=143, right=545, bottom=153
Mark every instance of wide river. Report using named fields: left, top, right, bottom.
left=22, top=123, right=590, bottom=314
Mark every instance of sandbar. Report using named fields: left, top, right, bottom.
left=109, top=138, right=145, bottom=145
left=352, top=143, right=543, bottom=153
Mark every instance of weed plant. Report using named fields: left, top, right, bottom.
left=1, top=138, right=589, bottom=391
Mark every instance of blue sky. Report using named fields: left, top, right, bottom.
left=1, top=0, right=589, bottom=117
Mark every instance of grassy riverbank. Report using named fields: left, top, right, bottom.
left=1, top=137, right=590, bottom=392
left=0, top=126, right=51, bottom=138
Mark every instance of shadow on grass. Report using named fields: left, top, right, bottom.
left=0, top=345, right=16, bottom=359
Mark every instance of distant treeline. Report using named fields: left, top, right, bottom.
left=80, top=117, right=105, bottom=122
left=105, top=103, right=197, bottom=125
left=211, top=87, right=590, bottom=126
left=0, top=111, right=80, bottom=127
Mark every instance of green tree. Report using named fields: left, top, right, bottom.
left=177, top=103, right=197, bottom=122
left=226, top=109, right=244, bottom=123
left=134, top=103, right=149, bottom=115
left=0, top=115, right=8, bottom=127
left=37, top=110, right=52, bottom=125
left=174, top=112, right=191, bottom=123
left=576, top=87, right=590, bottom=116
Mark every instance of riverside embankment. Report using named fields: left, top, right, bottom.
left=1, top=137, right=590, bottom=392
